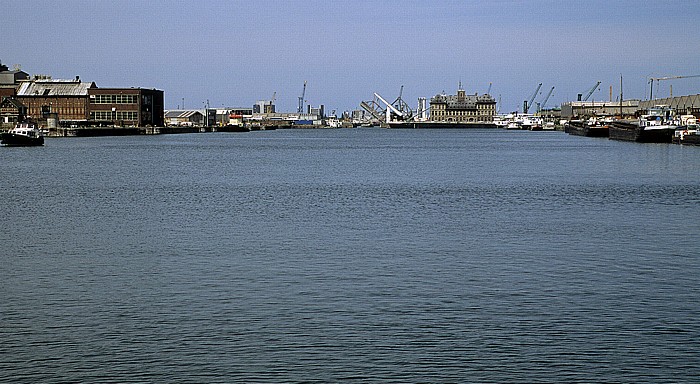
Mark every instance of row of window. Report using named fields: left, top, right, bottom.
left=432, top=110, right=494, bottom=116
left=91, top=111, right=138, bottom=121
left=91, top=94, right=138, bottom=104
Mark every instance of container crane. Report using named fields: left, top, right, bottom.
left=648, top=74, right=700, bottom=100
left=524, top=83, right=542, bottom=114
left=297, top=81, right=307, bottom=114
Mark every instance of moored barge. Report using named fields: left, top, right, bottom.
left=565, top=120, right=609, bottom=137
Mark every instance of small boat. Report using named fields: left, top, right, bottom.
left=1, top=122, right=44, bottom=146
left=673, top=124, right=700, bottom=146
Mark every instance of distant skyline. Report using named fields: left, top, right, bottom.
left=4, top=0, right=700, bottom=113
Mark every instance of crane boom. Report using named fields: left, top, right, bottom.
left=541, top=86, right=554, bottom=109
left=649, top=74, right=700, bottom=100
left=582, top=81, right=601, bottom=101
left=524, top=83, right=542, bottom=113
left=298, top=81, right=307, bottom=114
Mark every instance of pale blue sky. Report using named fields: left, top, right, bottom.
left=4, top=0, right=700, bottom=113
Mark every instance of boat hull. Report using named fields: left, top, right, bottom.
left=565, top=121, right=609, bottom=137
left=1, top=132, right=44, bottom=146
left=609, top=121, right=674, bottom=143
left=673, top=133, right=700, bottom=146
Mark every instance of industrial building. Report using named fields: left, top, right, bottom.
left=1, top=61, right=164, bottom=128
left=639, top=94, right=700, bottom=116
left=14, top=78, right=164, bottom=127
left=429, top=86, right=497, bottom=122
left=0, top=61, right=29, bottom=98
left=560, top=100, right=641, bottom=118
left=164, top=110, right=205, bottom=126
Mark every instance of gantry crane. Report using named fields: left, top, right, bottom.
left=648, top=75, right=700, bottom=100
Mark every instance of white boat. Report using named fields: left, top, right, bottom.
left=1, top=122, right=44, bottom=146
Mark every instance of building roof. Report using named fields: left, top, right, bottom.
left=164, top=110, right=203, bottom=118
left=16, top=79, right=96, bottom=96
left=431, top=92, right=495, bottom=108
left=0, top=97, right=26, bottom=109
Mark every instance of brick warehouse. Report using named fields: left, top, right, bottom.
left=13, top=78, right=163, bottom=128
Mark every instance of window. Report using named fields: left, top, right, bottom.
left=90, top=111, right=138, bottom=121
left=90, top=94, right=138, bottom=104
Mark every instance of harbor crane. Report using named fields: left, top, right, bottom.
left=540, top=86, right=555, bottom=111
left=523, top=83, right=542, bottom=114
left=391, top=85, right=413, bottom=119
left=486, top=82, right=492, bottom=95
left=579, top=81, right=601, bottom=102
left=297, top=81, right=307, bottom=114
left=648, top=74, right=700, bottom=100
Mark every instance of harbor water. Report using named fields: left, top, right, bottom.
left=1, top=128, right=699, bottom=382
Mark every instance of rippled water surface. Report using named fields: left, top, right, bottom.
left=1, top=129, right=699, bottom=382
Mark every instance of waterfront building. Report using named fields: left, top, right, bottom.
left=16, top=78, right=96, bottom=123
left=639, top=94, right=700, bottom=117
left=307, top=104, right=325, bottom=119
left=14, top=77, right=164, bottom=127
left=253, top=100, right=275, bottom=114
left=89, top=87, right=164, bottom=127
left=560, top=100, right=640, bottom=119
left=164, top=110, right=205, bottom=126
left=0, top=97, right=27, bottom=128
left=429, top=86, right=497, bottom=122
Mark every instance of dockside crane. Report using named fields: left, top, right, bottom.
left=486, top=82, right=492, bottom=95
left=579, top=81, right=601, bottom=102
left=391, top=85, right=413, bottom=119
left=540, top=86, right=555, bottom=110
left=648, top=74, right=700, bottom=100
left=523, top=83, right=542, bottom=114
left=297, top=81, right=307, bottom=114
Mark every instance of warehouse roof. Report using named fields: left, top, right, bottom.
left=164, top=110, right=204, bottom=118
left=16, top=79, right=96, bottom=96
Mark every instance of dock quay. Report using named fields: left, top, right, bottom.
left=45, top=126, right=200, bottom=137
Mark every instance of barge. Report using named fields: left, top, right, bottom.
left=565, top=119, right=610, bottom=137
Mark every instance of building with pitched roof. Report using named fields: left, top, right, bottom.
left=14, top=77, right=163, bottom=127
left=0, top=97, right=28, bottom=128
left=164, top=110, right=205, bottom=126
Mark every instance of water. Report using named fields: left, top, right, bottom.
left=1, top=129, right=699, bottom=382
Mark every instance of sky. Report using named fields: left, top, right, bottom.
left=3, top=0, right=700, bottom=113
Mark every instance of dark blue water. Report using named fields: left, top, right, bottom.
left=1, top=128, right=699, bottom=382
